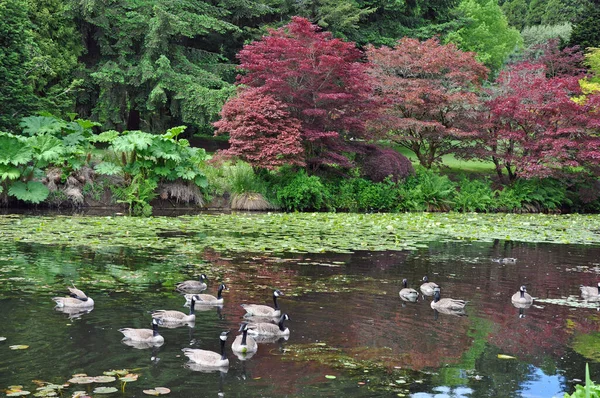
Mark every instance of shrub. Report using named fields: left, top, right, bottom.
left=495, top=178, right=569, bottom=212
left=454, top=178, right=494, bottom=212
left=327, top=177, right=401, bottom=212
left=359, top=145, right=414, bottom=183
left=398, top=168, right=455, bottom=211
left=274, top=170, right=328, bottom=211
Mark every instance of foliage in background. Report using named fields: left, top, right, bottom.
left=398, top=168, right=456, bottom=211
left=25, top=0, right=83, bottom=116
left=568, top=3, right=600, bottom=50
left=357, top=144, right=414, bottom=183
left=367, top=37, right=488, bottom=168
left=0, top=0, right=38, bottom=131
left=446, top=0, right=522, bottom=76
left=235, top=17, right=375, bottom=171
left=74, top=0, right=243, bottom=134
left=520, top=24, right=572, bottom=50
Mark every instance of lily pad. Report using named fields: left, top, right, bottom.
left=0, top=336, right=7, bottom=341
left=7, top=391, right=31, bottom=396
left=9, top=345, right=29, bottom=350
left=325, top=375, right=336, bottom=379
left=119, top=373, right=138, bottom=382
left=68, top=376, right=95, bottom=384
left=92, top=376, right=116, bottom=383
left=103, top=369, right=129, bottom=377
left=70, top=392, right=90, bottom=398
left=143, top=387, right=170, bottom=396
left=92, top=387, right=118, bottom=394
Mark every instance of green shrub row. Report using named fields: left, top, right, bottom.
left=264, top=167, right=599, bottom=214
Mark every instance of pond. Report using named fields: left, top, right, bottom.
left=1, top=213, right=600, bottom=397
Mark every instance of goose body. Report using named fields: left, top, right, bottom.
left=182, top=331, right=230, bottom=368
left=119, top=318, right=164, bottom=344
left=399, top=279, right=418, bottom=302
left=420, top=276, right=439, bottom=296
left=176, top=274, right=208, bottom=292
left=511, top=285, right=533, bottom=305
left=241, top=289, right=283, bottom=317
left=232, top=323, right=258, bottom=354
left=431, top=289, right=467, bottom=313
left=52, top=286, right=94, bottom=308
left=185, top=283, right=227, bottom=305
left=152, top=297, right=197, bottom=323
left=580, top=282, right=600, bottom=298
left=52, top=296, right=95, bottom=308
left=248, top=314, right=290, bottom=337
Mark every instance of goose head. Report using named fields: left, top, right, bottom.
left=402, top=279, right=409, bottom=288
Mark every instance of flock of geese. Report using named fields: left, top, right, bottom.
left=400, top=276, right=600, bottom=316
left=52, top=274, right=290, bottom=371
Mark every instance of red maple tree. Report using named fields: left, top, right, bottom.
left=366, top=37, right=489, bottom=168
left=228, top=16, right=375, bottom=171
left=213, top=88, right=305, bottom=170
left=462, top=61, right=600, bottom=182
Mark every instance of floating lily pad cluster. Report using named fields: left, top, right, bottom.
left=4, top=369, right=165, bottom=398
left=1, top=213, right=599, bottom=257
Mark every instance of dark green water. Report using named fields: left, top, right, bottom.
left=1, top=228, right=600, bottom=397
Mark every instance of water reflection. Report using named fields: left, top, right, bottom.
left=1, top=239, right=600, bottom=396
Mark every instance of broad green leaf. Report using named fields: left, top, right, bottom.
left=163, top=125, right=186, bottom=140
left=8, top=181, right=50, bottom=204
left=0, top=165, right=21, bottom=180
left=89, top=130, right=120, bottom=143
left=20, top=116, right=65, bottom=136
left=94, top=162, right=123, bottom=176
left=0, top=134, right=32, bottom=165
left=325, top=375, right=336, bottom=379
left=27, top=135, right=64, bottom=163
left=194, top=175, right=208, bottom=188
left=112, top=131, right=153, bottom=152
left=62, top=132, right=86, bottom=147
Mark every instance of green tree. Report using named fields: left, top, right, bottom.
left=569, top=2, right=600, bottom=50
left=25, top=0, right=84, bottom=116
left=446, top=0, right=522, bottom=76
left=74, top=0, right=245, bottom=134
left=525, top=0, right=545, bottom=26
left=541, top=0, right=592, bottom=25
left=501, top=0, right=528, bottom=30
left=0, top=0, right=38, bottom=132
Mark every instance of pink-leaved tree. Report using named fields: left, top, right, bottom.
left=366, top=37, right=489, bottom=168
left=215, top=16, right=375, bottom=171
left=461, top=61, right=600, bottom=182
left=213, top=88, right=304, bottom=170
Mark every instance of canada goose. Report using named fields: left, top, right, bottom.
left=182, top=331, right=230, bottom=368
left=580, top=282, right=600, bottom=298
left=420, top=276, right=439, bottom=296
left=511, top=285, right=533, bottom=306
left=248, top=314, right=290, bottom=337
left=68, top=284, right=89, bottom=301
left=151, top=297, right=197, bottom=323
left=430, top=288, right=468, bottom=313
left=241, top=289, right=283, bottom=317
left=119, top=318, right=164, bottom=344
left=232, top=322, right=258, bottom=354
left=184, top=283, right=228, bottom=305
left=176, top=274, right=208, bottom=292
left=52, top=286, right=94, bottom=308
left=399, top=279, right=418, bottom=302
